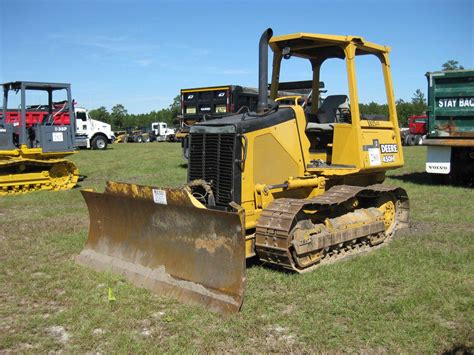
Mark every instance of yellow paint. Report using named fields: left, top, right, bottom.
left=275, top=96, right=303, bottom=105
left=0, top=145, right=78, bottom=195
left=253, top=133, right=300, bottom=185
left=236, top=31, right=404, bottom=256
left=181, top=86, right=230, bottom=93
left=245, top=235, right=256, bottom=258
left=108, top=287, right=116, bottom=302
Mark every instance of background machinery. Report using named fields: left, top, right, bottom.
left=401, top=114, right=427, bottom=146
left=0, top=81, right=79, bottom=195
left=77, top=29, right=410, bottom=313
left=176, top=85, right=260, bottom=143
left=178, top=82, right=323, bottom=157
left=425, top=70, right=474, bottom=185
left=151, top=121, right=176, bottom=142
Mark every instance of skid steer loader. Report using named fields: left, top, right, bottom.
left=77, top=29, right=409, bottom=314
left=0, top=82, right=79, bottom=195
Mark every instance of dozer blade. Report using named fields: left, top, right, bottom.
left=76, top=181, right=246, bottom=314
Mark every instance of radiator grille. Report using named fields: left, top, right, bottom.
left=188, top=132, right=236, bottom=207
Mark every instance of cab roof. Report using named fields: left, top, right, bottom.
left=2, top=81, right=70, bottom=91
left=269, top=33, right=390, bottom=60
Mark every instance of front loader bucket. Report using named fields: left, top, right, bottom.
left=76, top=181, right=246, bottom=314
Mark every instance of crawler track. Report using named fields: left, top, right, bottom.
left=255, top=184, right=409, bottom=272
left=0, top=158, right=79, bottom=195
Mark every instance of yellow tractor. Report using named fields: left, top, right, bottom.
left=0, top=82, right=79, bottom=195
left=77, top=29, right=409, bottom=313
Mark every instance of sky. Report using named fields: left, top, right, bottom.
left=1, top=0, right=473, bottom=114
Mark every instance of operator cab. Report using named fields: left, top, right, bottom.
left=268, top=33, right=395, bottom=165
left=306, top=94, right=351, bottom=128
left=0, top=81, right=75, bottom=152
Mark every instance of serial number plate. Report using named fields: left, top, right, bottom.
left=52, top=132, right=64, bottom=142
left=152, top=189, right=167, bottom=205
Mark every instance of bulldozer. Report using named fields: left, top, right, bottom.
left=77, top=29, right=409, bottom=314
left=0, top=82, right=79, bottom=195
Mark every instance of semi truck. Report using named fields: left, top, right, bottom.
left=151, top=121, right=176, bottom=142
left=425, top=70, right=474, bottom=184
left=75, top=108, right=115, bottom=150
left=401, top=114, right=427, bottom=146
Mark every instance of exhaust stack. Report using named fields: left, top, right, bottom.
left=257, top=28, right=273, bottom=114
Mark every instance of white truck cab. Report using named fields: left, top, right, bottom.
left=75, top=108, right=115, bottom=150
left=151, top=122, right=176, bottom=142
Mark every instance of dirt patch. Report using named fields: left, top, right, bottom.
left=47, top=325, right=70, bottom=344
left=265, top=325, right=298, bottom=347
left=93, top=328, right=106, bottom=336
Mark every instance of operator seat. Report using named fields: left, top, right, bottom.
left=306, top=95, right=349, bottom=132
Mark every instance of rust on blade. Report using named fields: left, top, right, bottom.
left=76, top=181, right=246, bottom=314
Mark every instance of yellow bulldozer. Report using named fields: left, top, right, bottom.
left=77, top=29, right=409, bottom=313
left=0, top=82, right=79, bottom=195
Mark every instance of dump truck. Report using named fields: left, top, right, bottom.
left=178, top=82, right=323, bottom=157
left=77, top=29, right=410, bottom=313
left=0, top=81, right=79, bottom=195
left=176, top=85, right=260, bottom=143
left=177, top=85, right=260, bottom=157
left=425, top=70, right=474, bottom=184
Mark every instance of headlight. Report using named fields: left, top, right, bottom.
left=215, top=105, right=227, bottom=113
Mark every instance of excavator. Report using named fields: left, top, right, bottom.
left=77, top=29, right=410, bottom=314
left=0, top=82, right=79, bottom=195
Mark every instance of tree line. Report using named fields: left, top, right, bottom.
left=360, top=89, right=426, bottom=127
left=89, top=96, right=180, bottom=131
left=90, top=90, right=426, bottom=130
left=88, top=60, right=464, bottom=130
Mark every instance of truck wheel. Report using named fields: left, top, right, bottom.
left=408, top=135, right=417, bottom=146
left=404, top=134, right=410, bottom=146
left=145, top=136, right=151, bottom=143
left=136, top=136, right=143, bottom=143
left=91, top=135, right=108, bottom=150
left=415, top=135, right=422, bottom=145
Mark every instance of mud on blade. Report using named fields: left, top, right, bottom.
left=77, top=181, right=246, bottom=314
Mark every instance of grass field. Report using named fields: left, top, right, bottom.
left=1, top=144, right=473, bottom=353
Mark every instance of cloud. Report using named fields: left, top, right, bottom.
left=128, top=95, right=170, bottom=103
left=216, top=68, right=252, bottom=75
left=135, top=59, right=154, bottom=67
left=50, top=33, right=159, bottom=54
left=164, top=43, right=210, bottom=56
left=201, top=66, right=253, bottom=75
left=49, top=33, right=160, bottom=67
left=157, top=62, right=252, bottom=75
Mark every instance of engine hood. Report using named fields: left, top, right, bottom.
left=91, top=119, right=112, bottom=132
left=189, top=107, right=295, bottom=135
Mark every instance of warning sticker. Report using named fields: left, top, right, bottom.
left=152, top=189, right=167, bottom=205
left=52, top=132, right=64, bottom=142
left=368, top=147, right=381, bottom=166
